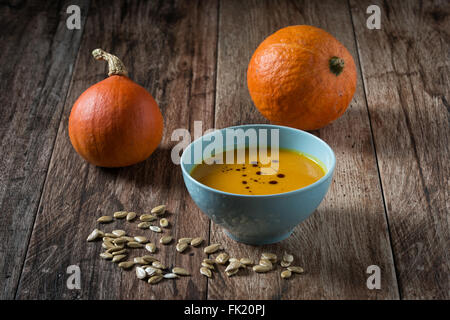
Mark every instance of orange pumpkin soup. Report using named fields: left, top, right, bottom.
left=190, top=148, right=325, bottom=195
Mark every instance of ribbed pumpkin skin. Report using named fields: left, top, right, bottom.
left=247, top=25, right=357, bottom=130
left=68, top=75, right=163, bottom=167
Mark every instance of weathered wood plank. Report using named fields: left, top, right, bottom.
left=210, top=0, right=399, bottom=299
left=0, top=0, right=90, bottom=299
left=349, top=0, right=449, bottom=299
left=16, top=0, right=218, bottom=299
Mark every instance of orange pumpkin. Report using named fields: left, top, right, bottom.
left=69, top=49, right=163, bottom=167
left=247, top=25, right=357, bottom=130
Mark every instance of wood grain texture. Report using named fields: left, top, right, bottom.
left=209, top=0, right=399, bottom=299
left=349, top=0, right=449, bottom=299
left=16, top=0, right=218, bottom=299
left=0, top=0, right=90, bottom=299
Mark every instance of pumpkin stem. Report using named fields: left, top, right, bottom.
left=329, top=56, right=345, bottom=76
left=92, top=49, right=128, bottom=77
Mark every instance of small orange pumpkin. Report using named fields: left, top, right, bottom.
left=69, top=49, right=163, bottom=167
left=247, top=25, right=357, bottom=130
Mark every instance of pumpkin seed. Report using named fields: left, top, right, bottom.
left=136, top=266, right=147, bottom=280
left=215, top=253, right=229, bottom=265
left=127, top=241, right=144, bottom=248
left=126, top=212, right=137, bottom=221
left=204, top=243, right=221, bottom=254
left=118, top=261, right=135, bottom=269
left=104, top=233, right=118, bottom=238
left=281, top=270, right=292, bottom=279
left=163, top=273, right=178, bottom=279
left=240, top=258, right=253, bottom=266
left=138, top=222, right=151, bottom=229
left=111, top=249, right=128, bottom=256
left=282, top=251, right=294, bottom=263
left=178, top=238, right=192, bottom=245
left=149, top=226, right=162, bottom=233
left=225, top=261, right=241, bottom=272
left=87, top=229, right=104, bottom=241
left=160, top=235, right=173, bottom=245
left=190, top=237, right=203, bottom=247
left=145, top=266, right=162, bottom=276
left=97, top=216, right=113, bottom=223
left=280, top=261, right=292, bottom=268
left=151, top=205, right=166, bottom=215
left=112, top=230, right=126, bottom=237
left=229, top=258, right=239, bottom=264
left=134, top=236, right=148, bottom=244
left=100, top=252, right=113, bottom=260
left=201, top=262, right=215, bottom=270
left=152, top=261, right=166, bottom=269
left=261, top=252, right=277, bottom=263
left=148, top=275, right=163, bottom=284
left=287, top=266, right=304, bottom=274
left=142, top=255, right=158, bottom=263
left=134, top=257, right=147, bottom=265
left=226, top=269, right=239, bottom=277
left=106, top=245, right=125, bottom=254
left=159, top=218, right=169, bottom=228
left=113, top=237, right=128, bottom=245
left=176, top=242, right=188, bottom=253
left=252, top=265, right=272, bottom=273
left=145, top=242, right=156, bottom=253
left=259, top=259, right=273, bottom=269
left=203, top=258, right=216, bottom=265
left=172, top=267, right=190, bottom=276
left=200, top=267, right=212, bottom=278
left=102, top=236, right=116, bottom=242
left=102, top=240, right=114, bottom=249
left=112, top=254, right=127, bottom=263
left=123, top=236, right=135, bottom=242
left=113, top=211, right=128, bottom=219
left=140, top=214, right=157, bottom=222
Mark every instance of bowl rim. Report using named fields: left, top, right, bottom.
left=180, top=124, right=336, bottom=198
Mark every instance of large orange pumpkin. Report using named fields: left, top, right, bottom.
left=247, top=25, right=357, bottom=130
left=69, top=49, right=163, bottom=167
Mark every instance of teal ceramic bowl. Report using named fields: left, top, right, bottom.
left=181, top=124, right=335, bottom=245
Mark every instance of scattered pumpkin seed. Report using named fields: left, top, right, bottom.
left=203, top=258, right=216, bottom=265
left=112, top=230, right=126, bottom=237
left=150, top=226, right=162, bottom=233
left=118, top=261, right=135, bottom=269
left=201, top=262, right=215, bottom=270
left=113, top=237, right=128, bottom=245
left=142, top=255, right=158, bottom=263
left=123, top=236, right=135, bottom=242
left=200, top=267, right=212, bottom=278
left=112, top=254, right=127, bottom=263
left=100, top=252, right=113, bottom=260
left=102, top=236, right=116, bottom=242
left=287, top=266, right=304, bottom=274
left=252, top=265, right=272, bottom=273
left=204, top=243, right=221, bottom=254
left=261, top=252, right=277, bottom=263
left=127, top=241, right=144, bottom=248
left=229, top=258, right=239, bottom=263
left=140, top=214, right=157, bottom=222
left=160, top=235, right=173, bottom=245
left=106, top=246, right=125, bottom=254
left=152, top=261, right=166, bottom=269
left=281, top=270, right=292, bottom=279
left=226, top=269, right=239, bottom=277
left=126, top=212, right=137, bottom=221
left=111, top=249, right=128, bottom=256
left=163, top=273, right=178, bottom=279
left=148, top=275, right=163, bottom=284
left=134, top=236, right=148, bottom=244
left=151, top=205, right=166, bottom=215
left=225, top=261, right=241, bottom=272
left=172, top=267, right=190, bottom=276
left=97, top=215, right=113, bottom=223
left=176, top=242, right=188, bottom=253
left=159, top=218, right=169, bottom=228
left=136, top=266, right=147, bottom=280
left=87, top=229, right=104, bottom=241
left=178, top=238, right=192, bottom=245
left=113, top=211, right=128, bottom=219
left=138, top=222, right=151, bottom=229
left=190, top=237, right=204, bottom=247
left=259, top=259, right=273, bottom=269
left=145, top=266, right=162, bottom=276
left=104, top=233, right=118, bottom=238
left=282, top=252, right=294, bottom=263
left=145, top=242, right=156, bottom=253
left=215, top=253, right=229, bottom=265
left=240, top=258, right=253, bottom=266
left=280, top=261, right=292, bottom=268
left=102, top=240, right=114, bottom=249
left=134, top=257, right=147, bottom=265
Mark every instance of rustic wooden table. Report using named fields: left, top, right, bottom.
left=0, top=0, right=448, bottom=300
